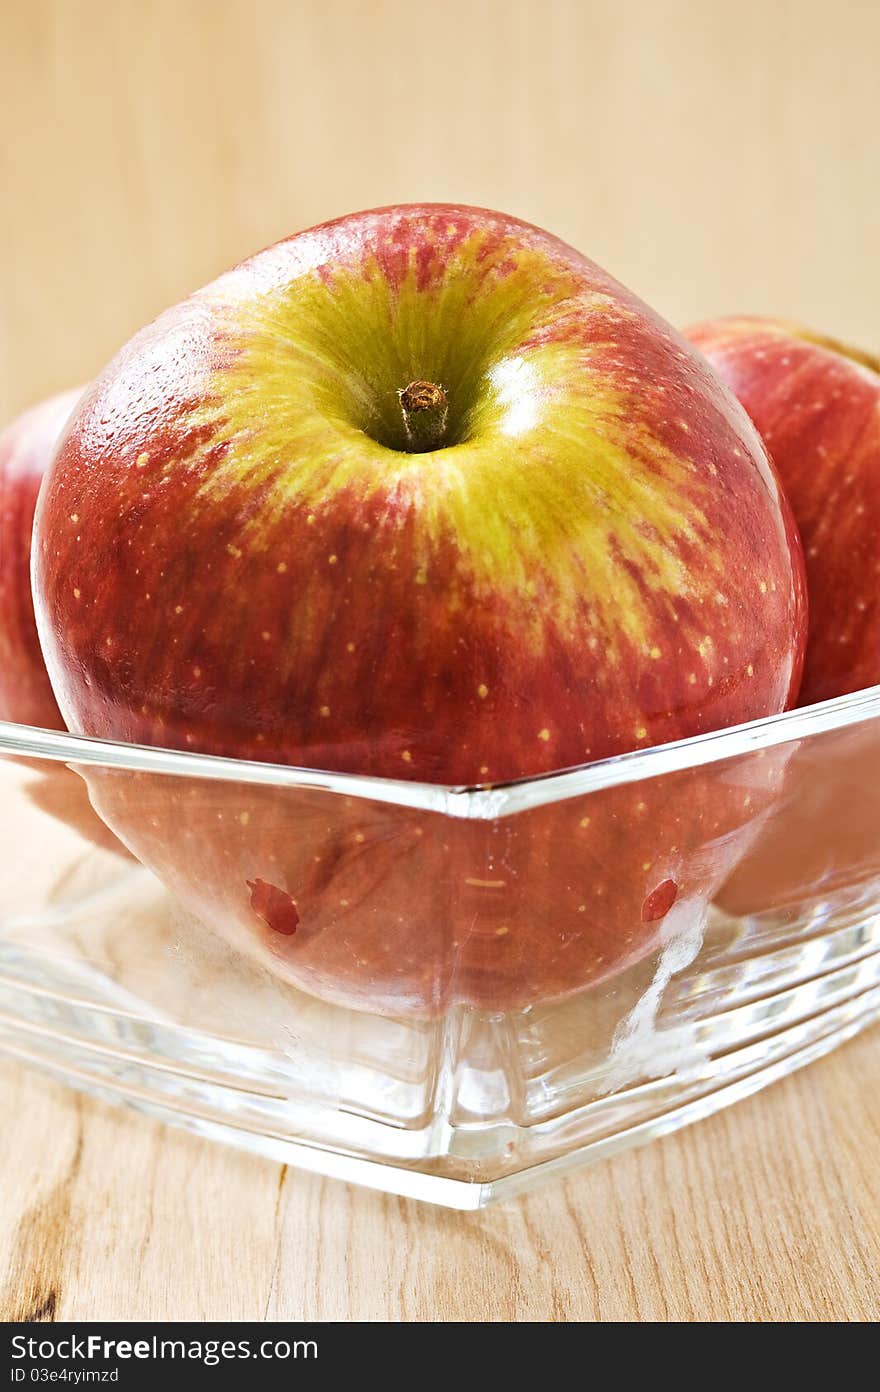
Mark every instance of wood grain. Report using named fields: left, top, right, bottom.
left=1, top=0, right=880, bottom=1324
left=1, top=1031, right=879, bottom=1323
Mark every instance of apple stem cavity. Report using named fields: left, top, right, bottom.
left=398, top=380, right=448, bottom=452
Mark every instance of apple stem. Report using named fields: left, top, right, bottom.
left=398, top=380, right=448, bottom=452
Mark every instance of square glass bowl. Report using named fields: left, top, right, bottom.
left=1, top=685, right=879, bottom=1208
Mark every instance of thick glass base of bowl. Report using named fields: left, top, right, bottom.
left=1, top=864, right=877, bottom=1210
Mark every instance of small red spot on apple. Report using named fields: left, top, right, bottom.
left=247, top=877, right=300, bottom=936
left=641, top=878, right=678, bottom=922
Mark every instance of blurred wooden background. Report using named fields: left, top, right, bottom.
left=1, top=0, right=880, bottom=1323
left=2, top=0, right=879, bottom=424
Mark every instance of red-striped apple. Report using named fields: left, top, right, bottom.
left=687, top=317, right=880, bottom=921
left=32, top=207, right=807, bottom=1011
left=687, top=317, right=880, bottom=703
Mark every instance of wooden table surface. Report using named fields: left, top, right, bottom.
left=1, top=1029, right=879, bottom=1322
left=3, top=0, right=880, bottom=1325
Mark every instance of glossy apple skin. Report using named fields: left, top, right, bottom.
left=35, top=207, right=805, bottom=776
left=0, top=391, right=80, bottom=729
left=82, top=746, right=784, bottom=1015
left=687, top=317, right=880, bottom=921
left=0, top=390, right=129, bottom=858
left=33, top=207, right=807, bottom=1012
left=687, top=317, right=880, bottom=704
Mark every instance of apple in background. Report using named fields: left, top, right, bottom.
left=0, top=390, right=80, bottom=729
left=32, top=206, right=806, bottom=1012
left=0, top=389, right=127, bottom=857
left=686, top=317, right=880, bottom=703
left=687, top=317, right=880, bottom=919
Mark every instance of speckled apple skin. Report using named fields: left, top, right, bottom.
left=82, top=745, right=785, bottom=1016
left=687, top=316, right=880, bottom=704
left=35, top=208, right=805, bottom=779
left=33, top=208, right=807, bottom=1012
left=688, top=316, right=880, bottom=922
left=0, top=388, right=133, bottom=859
left=0, top=389, right=133, bottom=858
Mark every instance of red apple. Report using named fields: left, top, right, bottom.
left=686, top=317, right=880, bottom=921
left=686, top=317, right=880, bottom=703
left=83, top=744, right=791, bottom=1015
left=0, top=389, right=128, bottom=857
left=32, top=206, right=807, bottom=1011
left=0, top=390, right=80, bottom=729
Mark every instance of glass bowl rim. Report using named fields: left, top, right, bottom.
left=1, top=681, right=878, bottom=821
